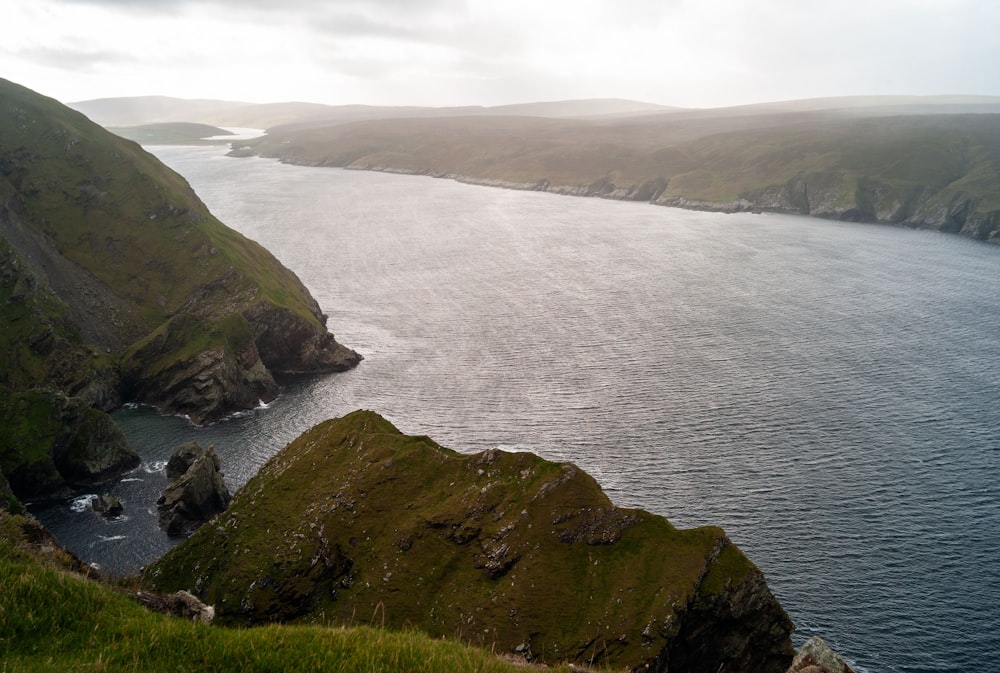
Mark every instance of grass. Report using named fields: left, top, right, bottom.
left=143, top=411, right=764, bottom=670
left=0, top=512, right=575, bottom=673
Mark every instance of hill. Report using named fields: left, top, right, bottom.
left=144, top=410, right=795, bottom=673
left=69, top=96, right=676, bottom=129
left=108, top=122, right=234, bottom=145
left=0, top=78, right=360, bottom=503
left=233, top=108, right=1000, bottom=242
left=0, top=509, right=565, bottom=673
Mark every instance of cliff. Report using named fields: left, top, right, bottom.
left=143, top=410, right=795, bottom=673
left=0, top=77, right=360, bottom=503
left=233, top=111, right=1000, bottom=243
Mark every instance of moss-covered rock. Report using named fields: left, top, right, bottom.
left=0, top=390, right=139, bottom=501
left=157, top=443, right=231, bottom=536
left=144, top=410, right=794, bottom=672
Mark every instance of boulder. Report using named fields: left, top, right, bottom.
left=787, top=637, right=857, bottom=673
left=91, top=493, right=123, bottom=518
left=157, top=443, right=230, bottom=536
left=134, top=589, right=215, bottom=624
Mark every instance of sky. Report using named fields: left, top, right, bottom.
left=3, top=0, right=1000, bottom=109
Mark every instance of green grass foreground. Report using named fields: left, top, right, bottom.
left=0, top=520, right=575, bottom=673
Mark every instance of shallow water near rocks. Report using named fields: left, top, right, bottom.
left=33, top=146, right=1000, bottom=673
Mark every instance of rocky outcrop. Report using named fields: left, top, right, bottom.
left=0, top=390, right=140, bottom=501
left=133, top=589, right=216, bottom=623
left=0, top=468, right=24, bottom=514
left=157, top=443, right=231, bottom=536
left=144, top=411, right=794, bottom=672
left=787, top=637, right=857, bottom=673
left=91, top=493, right=123, bottom=518
left=243, top=303, right=362, bottom=374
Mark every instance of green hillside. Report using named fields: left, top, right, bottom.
left=0, top=78, right=359, bottom=503
left=236, top=110, right=1000, bottom=242
left=145, top=410, right=794, bottom=673
left=0, top=510, right=566, bottom=673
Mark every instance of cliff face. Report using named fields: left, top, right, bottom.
left=0, top=78, right=360, bottom=501
left=0, top=390, right=140, bottom=500
left=144, top=410, right=794, bottom=672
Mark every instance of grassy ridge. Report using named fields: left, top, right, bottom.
left=0, top=512, right=566, bottom=673
left=144, top=411, right=791, bottom=671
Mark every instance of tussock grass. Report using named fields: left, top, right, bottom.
left=0, top=521, right=575, bottom=673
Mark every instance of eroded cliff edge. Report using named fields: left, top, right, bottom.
left=0, top=78, right=360, bottom=503
left=144, top=410, right=795, bottom=673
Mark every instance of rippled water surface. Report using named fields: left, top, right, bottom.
left=33, top=146, right=1000, bottom=673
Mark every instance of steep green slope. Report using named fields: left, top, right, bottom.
left=0, top=78, right=360, bottom=503
left=0, top=511, right=564, bottom=673
left=144, top=410, right=794, bottom=673
left=237, top=111, right=1000, bottom=242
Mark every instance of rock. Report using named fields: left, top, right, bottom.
left=787, top=637, right=857, bottom=673
left=0, top=468, right=25, bottom=514
left=144, top=410, right=794, bottom=672
left=166, top=442, right=205, bottom=480
left=157, top=443, right=230, bottom=536
left=91, top=493, right=123, bottom=518
left=243, top=303, right=362, bottom=374
left=0, top=390, right=140, bottom=501
left=134, top=589, right=215, bottom=623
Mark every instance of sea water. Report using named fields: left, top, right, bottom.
left=32, top=146, right=1000, bottom=673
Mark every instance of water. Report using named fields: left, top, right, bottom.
left=32, top=146, right=1000, bottom=673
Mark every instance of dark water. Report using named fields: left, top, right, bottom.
left=33, top=146, right=1000, bottom=673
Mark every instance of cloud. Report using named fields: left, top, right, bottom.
left=6, top=0, right=1000, bottom=107
left=14, top=44, right=131, bottom=73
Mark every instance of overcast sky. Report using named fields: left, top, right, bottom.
left=4, top=0, right=1000, bottom=108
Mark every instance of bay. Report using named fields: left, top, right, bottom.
left=33, top=146, right=1000, bottom=673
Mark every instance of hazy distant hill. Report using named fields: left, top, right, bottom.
left=69, top=96, right=677, bottom=130
left=68, top=95, right=250, bottom=126
left=108, top=122, right=233, bottom=145
left=233, top=105, right=1000, bottom=243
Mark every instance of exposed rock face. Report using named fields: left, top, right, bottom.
left=157, top=443, right=231, bottom=536
left=244, top=303, right=362, bottom=374
left=134, top=589, right=215, bottom=624
left=91, top=493, right=123, bottom=518
left=787, top=637, right=857, bottom=673
left=144, top=411, right=794, bottom=672
left=0, top=390, right=140, bottom=501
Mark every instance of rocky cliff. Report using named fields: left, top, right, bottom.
left=143, top=410, right=795, bottom=672
left=0, top=390, right=139, bottom=500
left=0, top=78, right=360, bottom=501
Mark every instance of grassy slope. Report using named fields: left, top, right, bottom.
left=240, top=110, right=1000, bottom=233
left=0, top=512, right=568, bottom=673
left=0, top=77, right=325, bottom=343
left=144, top=411, right=767, bottom=669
